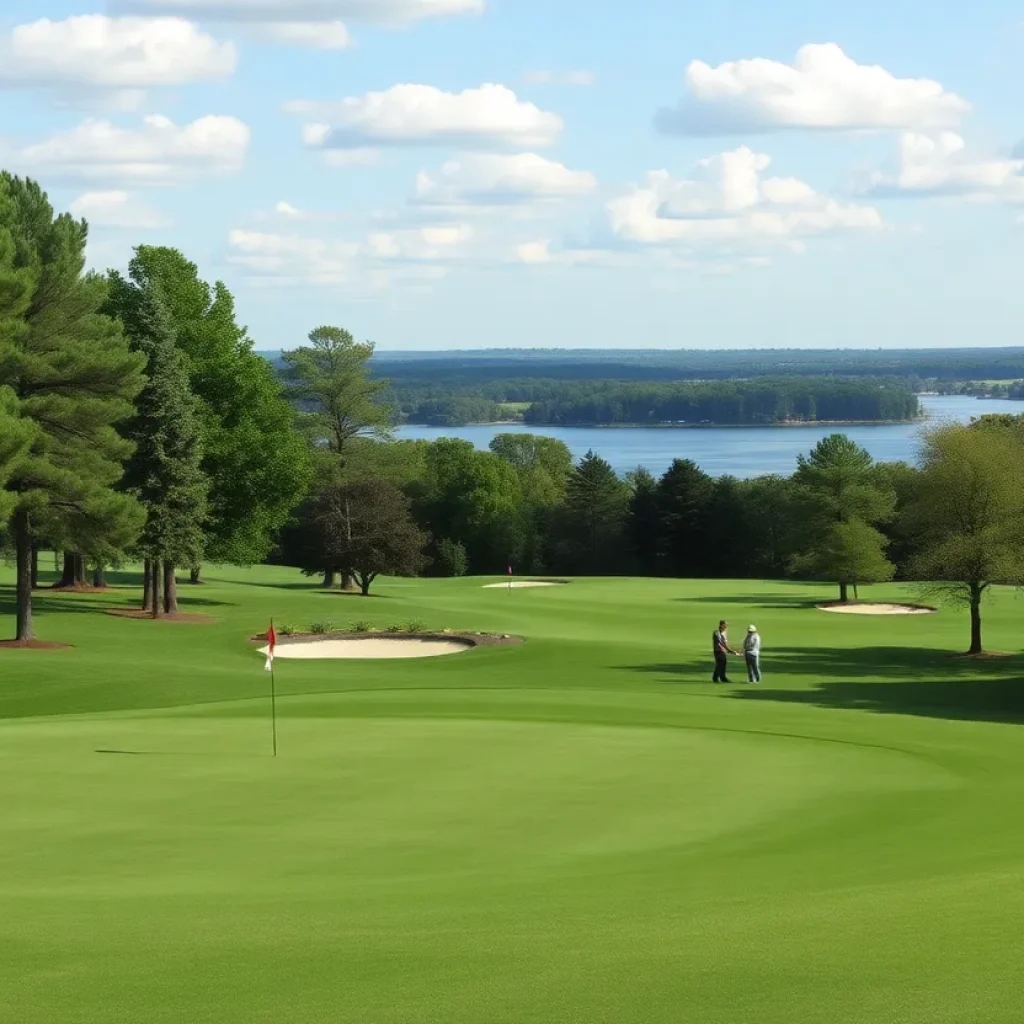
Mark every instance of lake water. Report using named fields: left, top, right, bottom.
left=396, top=395, right=1024, bottom=478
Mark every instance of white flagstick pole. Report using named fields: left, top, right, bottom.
left=266, top=619, right=278, bottom=758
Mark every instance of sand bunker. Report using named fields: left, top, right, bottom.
left=818, top=603, right=935, bottom=616
left=259, top=638, right=472, bottom=660
left=483, top=581, right=565, bottom=589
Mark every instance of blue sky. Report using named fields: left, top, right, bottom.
left=2, top=0, right=1023, bottom=351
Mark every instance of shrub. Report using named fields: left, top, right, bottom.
left=309, top=621, right=334, bottom=635
left=405, top=620, right=426, bottom=633
left=350, top=621, right=374, bottom=633
left=434, top=538, right=469, bottom=578
left=278, top=623, right=299, bottom=636
left=385, top=624, right=402, bottom=633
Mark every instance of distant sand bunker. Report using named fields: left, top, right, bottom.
left=818, top=603, right=935, bottom=616
left=260, top=638, right=472, bottom=660
left=483, top=581, right=565, bottom=589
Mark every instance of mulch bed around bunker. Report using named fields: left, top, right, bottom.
left=249, top=630, right=524, bottom=647
left=0, top=639, right=73, bottom=651
left=107, top=609, right=217, bottom=624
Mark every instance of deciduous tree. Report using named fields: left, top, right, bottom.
left=311, top=479, right=428, bottom=596
left=908, top=423, right=1024, bottom=654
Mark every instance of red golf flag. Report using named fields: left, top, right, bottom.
left=265, top=621, right=276, bottom=672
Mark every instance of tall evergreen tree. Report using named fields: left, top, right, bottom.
left=0, top=387, right=35, bottom=527
left=120, top=247, right=311, bottom=577
left=653, top=459, right=715, bottom=578
left=625, top=467, right=660, bottom=575
left=556, top=451, right=628, bottom=574
left=0, top=174, right=145, bottom=642
left=113, top=282, right=208, bottom=616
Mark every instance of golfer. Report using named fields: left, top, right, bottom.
left=743, top=625, right=762, bottom=684
left=712, top=620, right=737, bottom=683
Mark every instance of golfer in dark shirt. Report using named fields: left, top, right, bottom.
left=712, top=620, right=737, bottom=683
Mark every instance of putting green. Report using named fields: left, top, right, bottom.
left=2, top=568, right=1024, bottom=1023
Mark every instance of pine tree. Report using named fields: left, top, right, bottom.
left=0, top=174, right=145, bottom=642
left=0, top=387, right=35, bottom=527
left=111, top=279, right=208, bottom=617
left=625, top=467, right=660, bottom=574
left=653, top=459, right=715, bottom=578
left=556, top=451, right=628, bottom=574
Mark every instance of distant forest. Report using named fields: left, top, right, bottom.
left=260, top=346, right=1024, bottom=426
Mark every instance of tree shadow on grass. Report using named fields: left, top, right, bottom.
left=672, top=595, right=822, bottom=609
left=241, top=580, right=394, bottom=598
left=0, top=588, right=231, bottom=619
left=623, top=645, right=1024, bottom=725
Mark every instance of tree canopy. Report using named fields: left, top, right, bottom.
left=0, top=173, right=145, bottom=640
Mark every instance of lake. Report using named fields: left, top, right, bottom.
left=395, top=395, right=1024, bottom=477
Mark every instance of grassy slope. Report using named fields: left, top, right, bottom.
left=2, top=566, right=1023, bottom=1023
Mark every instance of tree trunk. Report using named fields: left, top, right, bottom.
left=322, top=570, right=337, bottom=589
left=839, top=581, right=849, bottom=603
left=163, top=563, right=178, bottom=615
left=151, top=559, right=164, bottom=619
left=342, top=572, right=359, bottom=592
left=853, top=583, right=859, bottom=601
left=142, top=560, right=153, bottom=612
left=969, top=583, right=983, bottom=655
left=189, top=566, right=202, bottom=585
left=57, top=551, right=76, bottom=589
left=93, top=564, right=107, bottom=589
left=15, top=507, right=33, bottom=642
left=74, top=552, right=86, bottom=587
left=30, top=545, right=39, bottom=589
left=360, top=574, right=372, bottom=596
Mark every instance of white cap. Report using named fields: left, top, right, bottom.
left=748, top=625, right=757, bottom=632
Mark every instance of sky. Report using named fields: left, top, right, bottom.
left=2, top=1, right=1023, bottom=351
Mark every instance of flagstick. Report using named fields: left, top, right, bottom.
left=269, top=619, right=278, bottom=758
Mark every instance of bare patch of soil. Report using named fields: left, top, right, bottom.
left=0, top=639, right=73, bottom=651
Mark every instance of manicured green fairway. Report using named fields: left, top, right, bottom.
left=2, top=567, right=1024, bottom=1023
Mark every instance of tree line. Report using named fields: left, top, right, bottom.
left=390, top=377, right=921, bottom=426
left=521, top=378, right=920, bottom=426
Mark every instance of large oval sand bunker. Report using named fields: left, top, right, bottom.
left=260, top=637, right=473, bottom=660
left=818, top=603, right=935, bottom=616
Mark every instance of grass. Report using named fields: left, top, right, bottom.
left=2, top=565, right=1024, bottom=1023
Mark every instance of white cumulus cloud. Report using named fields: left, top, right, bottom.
left=863, top=133, right=1024, bottom=202
left=110, top=0, right=483, bottom=26
left=413, top=153, right=596, bottom=206
left=226, top=224, right=462, bottom=290
left=286, top=84, right=562, bottom=151
left=69, top=190, right=169, bottom=228
left=250, top=21, right=353, bottom=49
left=607, top=146, right=884, bottom=247
left=0, top=15, right=236, bottom=92
left=12, top=114, right=251, bottom=186
left=658, top=43, right=970, bottom=136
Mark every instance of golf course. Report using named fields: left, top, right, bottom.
left=2, top=565, right=1023, bottom=1024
